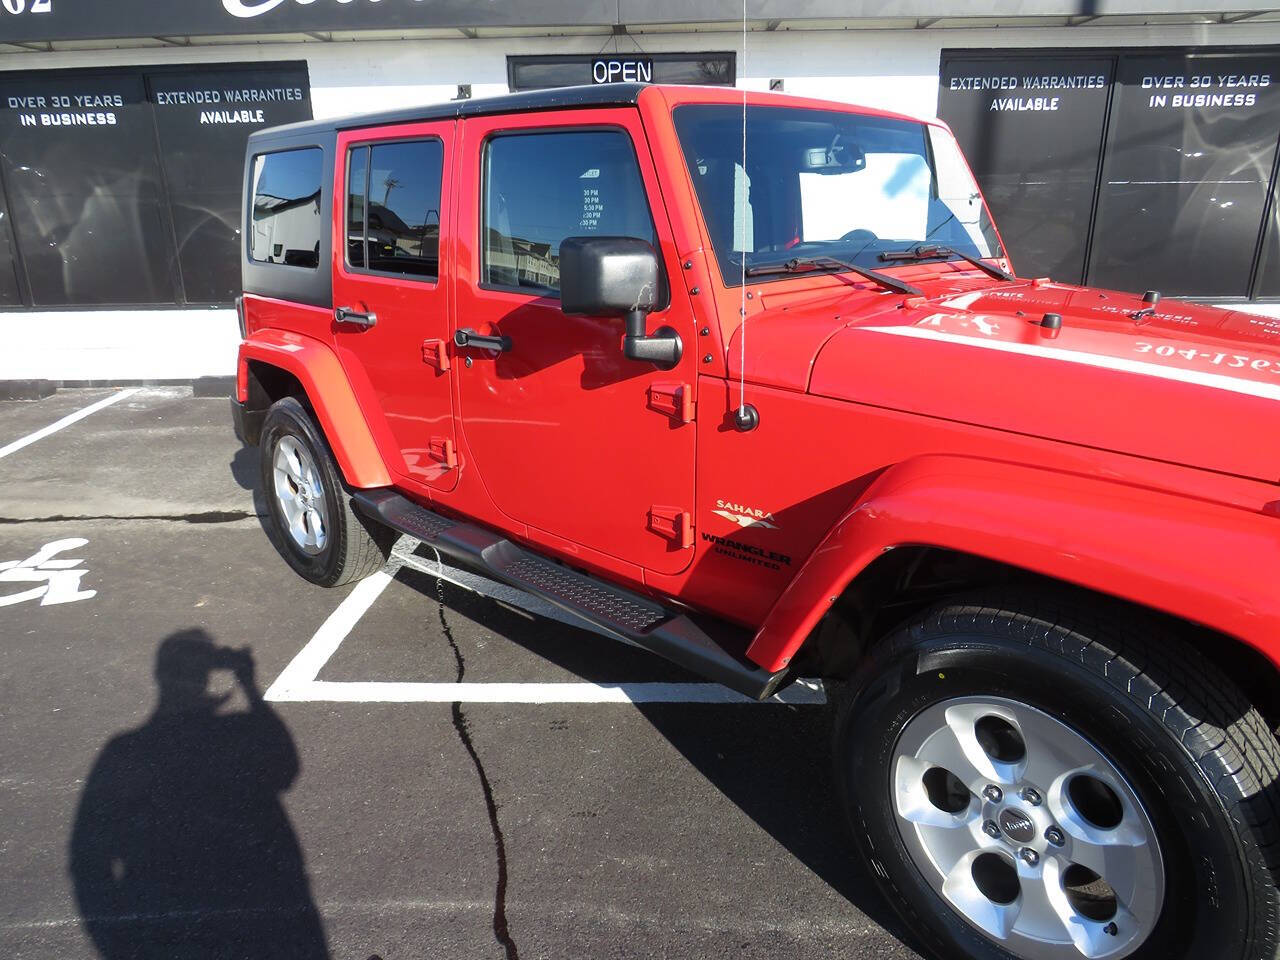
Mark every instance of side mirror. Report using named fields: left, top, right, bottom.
left=559, top=236, right=681, bottom=369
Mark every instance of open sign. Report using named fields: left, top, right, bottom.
left=591, top=58, right=654, bottom=85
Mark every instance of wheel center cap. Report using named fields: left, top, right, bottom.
left=998, top=807, right=1036, bottom=844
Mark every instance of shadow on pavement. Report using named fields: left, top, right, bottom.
left=69, top=629, right=329, bottom=960
left=413, top=573, right=920, bottom=954
left=635, top=699, right=920, bottom=949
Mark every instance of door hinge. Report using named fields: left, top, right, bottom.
left=422, top=338, right=450, bottom=372
left=647, top=381, right=694, bottom=423
left=428, top=436, right=457, bottom=470
left=648, top=505, right=693, bottom=549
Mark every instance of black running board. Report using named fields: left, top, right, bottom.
left=352, top=489, right=790, bottom=701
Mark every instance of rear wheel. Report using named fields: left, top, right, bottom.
left=259, top=397, right=393, bottom=587
left=835, top=593, right=1280, bottom=960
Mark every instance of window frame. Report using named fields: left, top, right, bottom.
left=342, top=134, right=446, bottom=284
left=247, top=145, right=325, bottom=272
left=478, top=123, right=669, bottom=304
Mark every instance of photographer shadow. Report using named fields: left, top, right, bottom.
left=69, top=629, right=328, bottom=960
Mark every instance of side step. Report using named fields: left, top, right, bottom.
left=352, top=489, right=790, bottom=701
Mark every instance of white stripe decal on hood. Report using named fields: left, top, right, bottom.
left=858, top=325, right=1280, bottom=402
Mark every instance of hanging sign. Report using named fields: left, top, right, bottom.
left=591, top=58, right=654, bottom=84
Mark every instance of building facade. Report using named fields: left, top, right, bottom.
left=2, top=1, right=1279, bottom=378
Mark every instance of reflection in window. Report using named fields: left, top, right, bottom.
left=347, top=146, right=369, bottom=268
left=346, top=140, right=443, bottom=278
left=250, top=148, right=322, bottom=268
left=370, top=141, right=442, bottom=277
left=674, top=105, right=1002, bottom=286
left=482, top=130, right=657, bottom=294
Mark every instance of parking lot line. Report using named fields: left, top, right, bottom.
left=0, top=388, right=141, bottom=460
left=269, top=678, right=827, bottom=704
left=264, top=548, right=827, bottom=706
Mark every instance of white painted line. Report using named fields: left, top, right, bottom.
left=263, top=567, right=397, bottom=701
left=0, top=388, right=141, bottom=460
left=266, top=541, right=827, bottom=706
left=269, top=679, right=827, bottom=705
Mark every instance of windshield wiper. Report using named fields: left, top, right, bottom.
left=743, top=255, right=922, bottom=296
left=878, top=244, right=1015, bottom=282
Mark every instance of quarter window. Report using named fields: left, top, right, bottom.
left=346, top=139, right=444, bottom=278
left=481, top=129, right=659, bottom=295
left=249, top=147, right=322, bottom=269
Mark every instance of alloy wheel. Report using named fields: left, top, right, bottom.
left=271, top=435, right=328, bottom=555
left=891, top=696, right=1164, bottom=959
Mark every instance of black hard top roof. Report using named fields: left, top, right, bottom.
left=249, top=83, right=648, bottom=147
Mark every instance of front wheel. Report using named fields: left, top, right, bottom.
left=836, top=594, right=1279, bottom=960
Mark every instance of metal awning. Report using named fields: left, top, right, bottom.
left=1, top=0, right=1278, bottom=54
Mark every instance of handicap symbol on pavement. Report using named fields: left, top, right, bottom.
left=0, top=538, right=97, bottom=608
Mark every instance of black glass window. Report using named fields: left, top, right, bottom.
left=939, top=57, right=1113, bottom=284
left=482, top=129, right=658, bottom=294
left=0, top=190, right=22, bottom=307
left=1255, top=176, right=1280, bottom=299
left=0, top=61, right=311, bottom=309
left=0, top=72, right=178, bottom=306
left=150, top=66, right=311, bottom=303
left=250, top=148, right=322, bottom=269
left=1089, top=51, right=1280, bottom=298
left=941, top=46, right=1280, bottom=302
left=346, top=139, right=444, bottom=279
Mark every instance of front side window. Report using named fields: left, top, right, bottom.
left=250, top=147, right=322, bottom=268
left=673, top=105, right=1003, bottom=285
left=346, top=139, right=444, bottom=278
left=482, top=129, right=658, bottom=295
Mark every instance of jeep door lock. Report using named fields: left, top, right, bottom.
left=454, top=328, right=512, bottom=352
left=334, top=306, right=377, bottom=329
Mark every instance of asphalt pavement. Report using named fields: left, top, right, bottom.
left=0, top=387, right=924, bottom=960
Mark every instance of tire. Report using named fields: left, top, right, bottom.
left=259, top=396, right=394, bottom=587
left=835, top=591, right=1280, bottom=960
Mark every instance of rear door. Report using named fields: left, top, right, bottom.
left=332, top=122, right=458, bottom=493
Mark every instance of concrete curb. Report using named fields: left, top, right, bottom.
left=0, top=379, right=57, bottom=401
left=0, top=376, right=236, bottom=400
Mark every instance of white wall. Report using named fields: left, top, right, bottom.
left=3, top=19, right=1280, bottom=379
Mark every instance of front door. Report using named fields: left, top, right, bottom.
left=332, top=122, right=458, bottom=493
left=453, top=110, right=698, bottom=575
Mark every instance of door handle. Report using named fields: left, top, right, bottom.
left=454, top=328, right=512, bottom=352
left=335, top=306, right=377, bottom=328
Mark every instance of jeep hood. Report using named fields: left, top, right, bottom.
left=805, top=280, right=1280, bottom=482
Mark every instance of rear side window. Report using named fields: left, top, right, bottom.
left=482, top=129, right=658, bottom=295
left=346, top=139, right=445, bottom=279
left=249, top=147, right=323, bottom=269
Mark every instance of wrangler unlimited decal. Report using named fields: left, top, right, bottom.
left=700, top=532, right=792, bottom=570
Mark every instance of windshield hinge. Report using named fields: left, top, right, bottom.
left=427, top=437, right=457, bottom=470
left=647, top=381, right=695, bottom=423
left=648, top=505, right=693, bottom=549
left=421, top=338, right=451, bottom=372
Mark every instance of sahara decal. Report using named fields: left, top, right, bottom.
left=712, top=499, right=779, bottom=530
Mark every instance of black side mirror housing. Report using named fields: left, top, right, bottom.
left=559, top=236, right=681, bottom=369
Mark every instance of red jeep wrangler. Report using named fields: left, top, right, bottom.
left=232, top=83, right=1280, bottom=960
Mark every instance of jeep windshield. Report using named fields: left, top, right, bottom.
left=672, top=104, right=1004, bottom=287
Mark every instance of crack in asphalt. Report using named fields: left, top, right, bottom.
left=0, top=511, right=261, bottom=525
left=432, top=576, right=520, bottom=960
